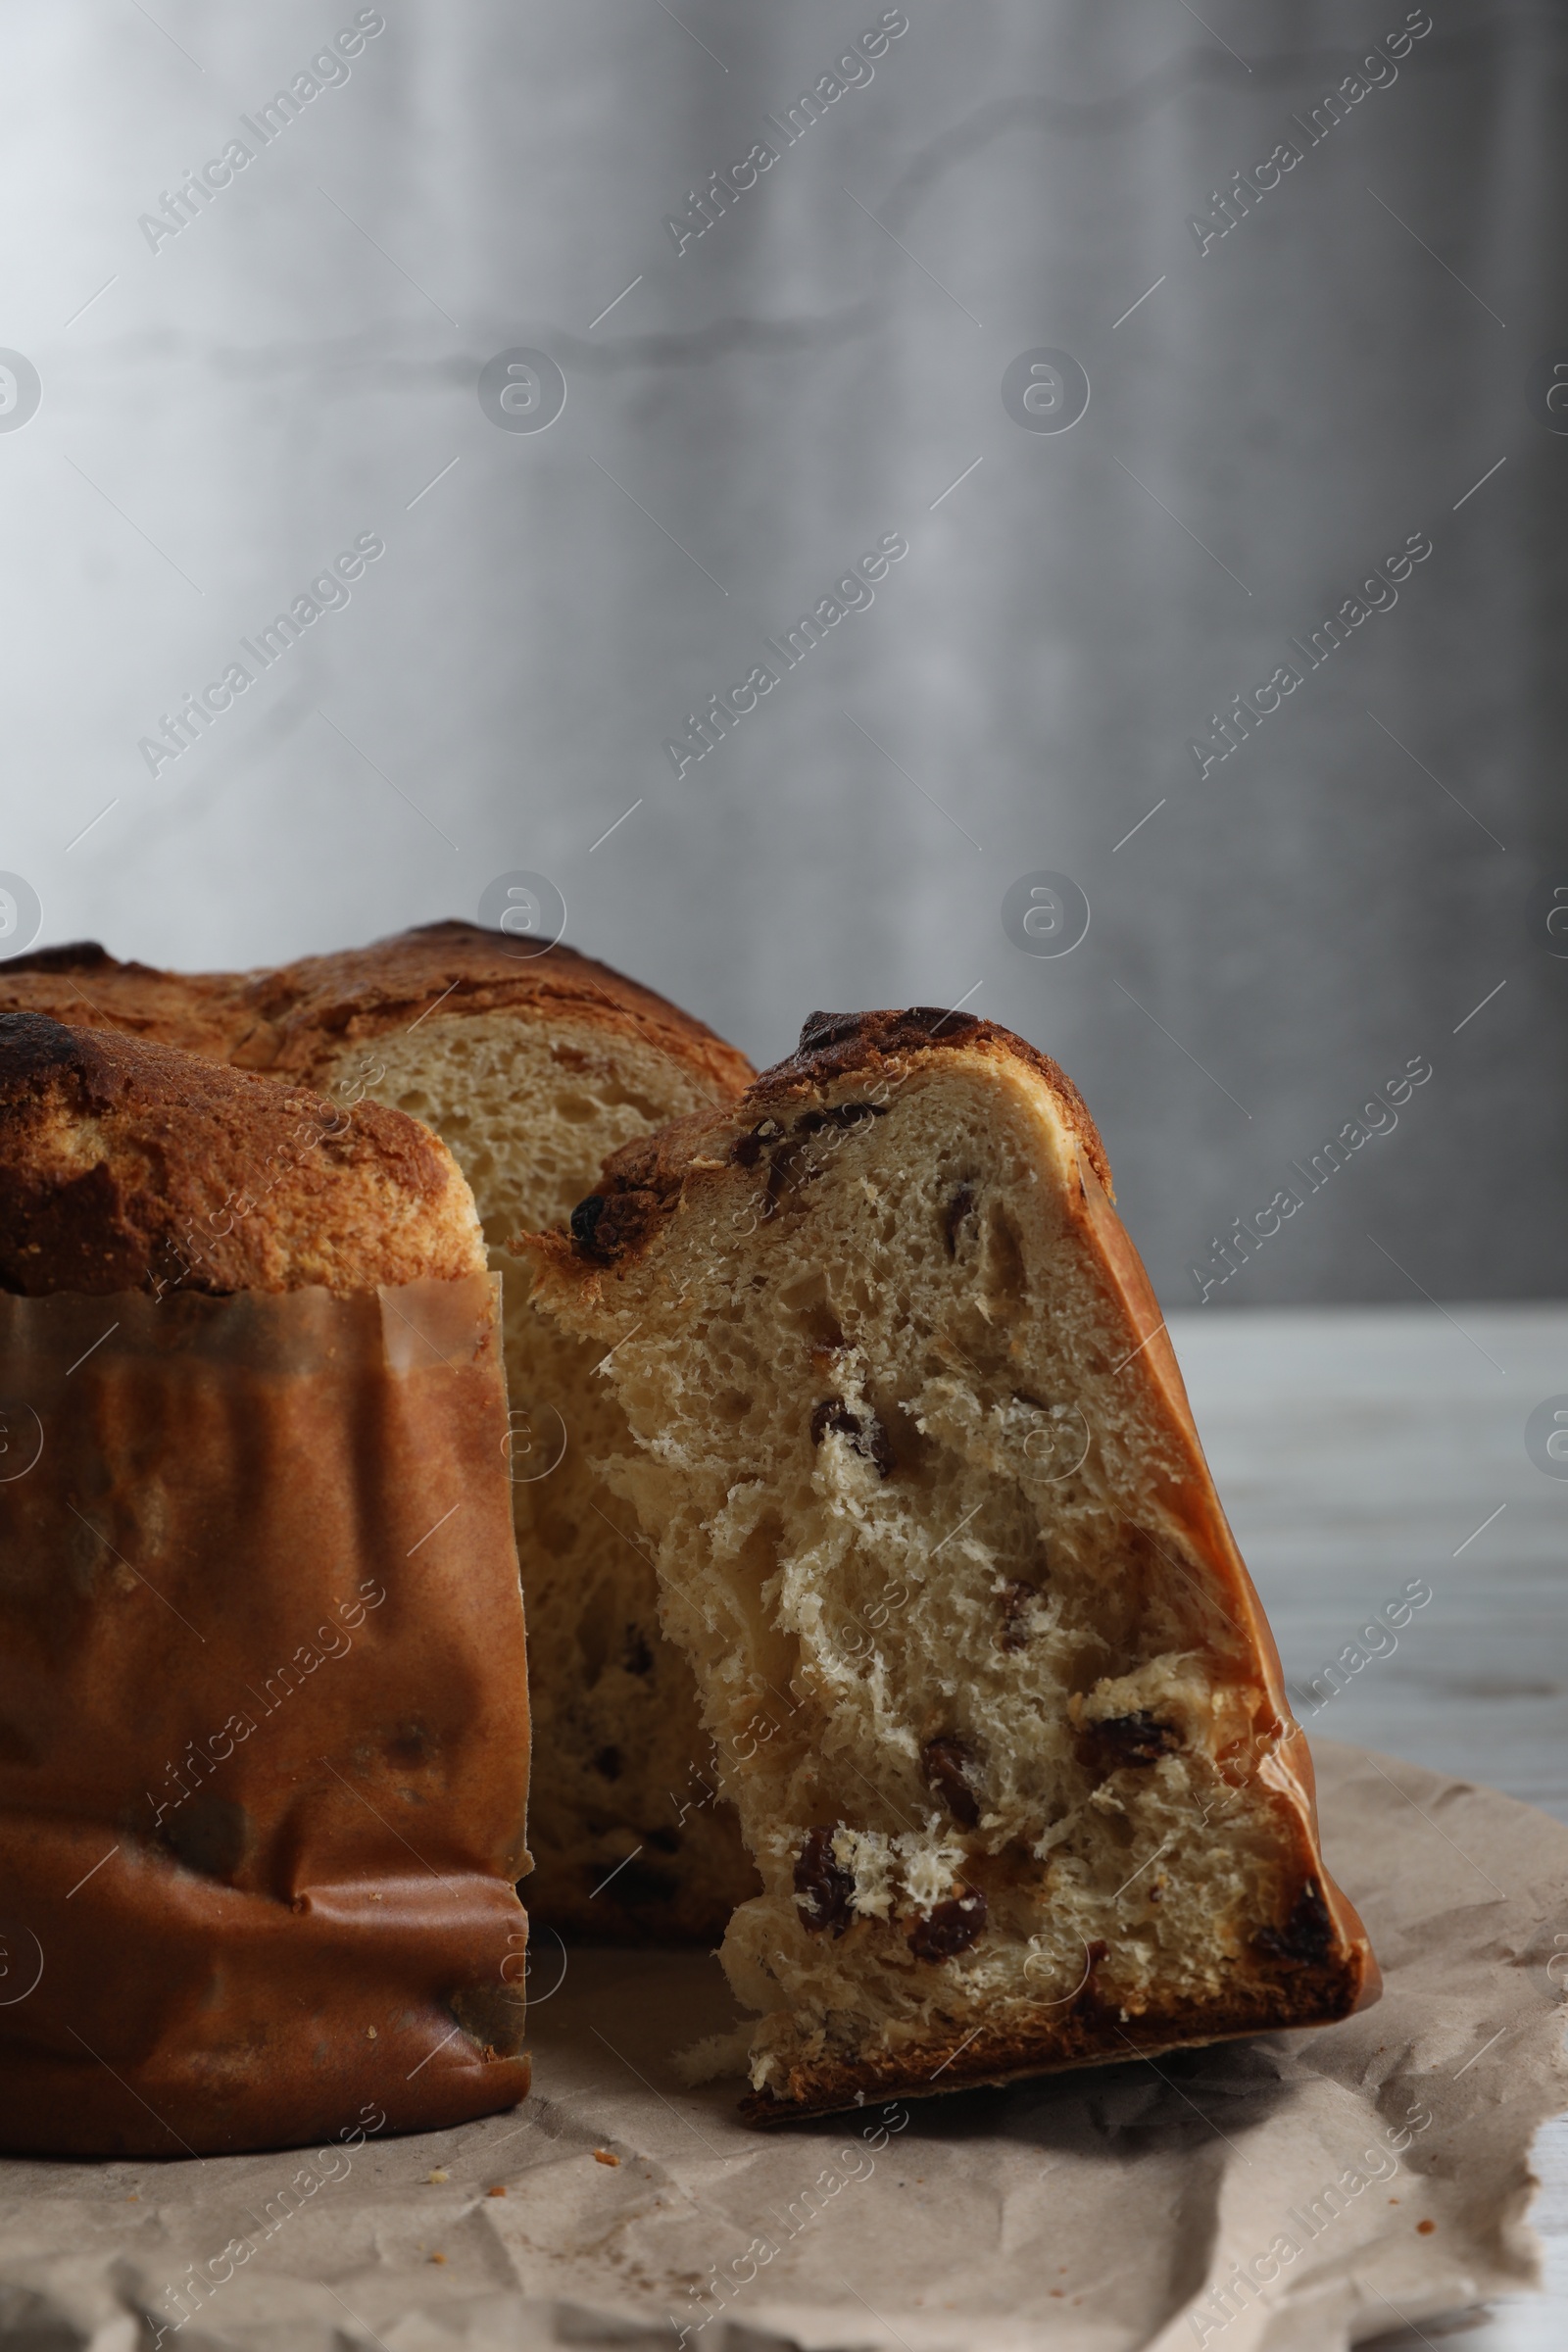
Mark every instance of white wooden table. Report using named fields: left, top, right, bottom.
left=1172, top=1304, right=1568, bottom=2349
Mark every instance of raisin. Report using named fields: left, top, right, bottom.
left=1253, top=1878, right=1336, bottom=1967
left=921, top=1735, right=982, bottom=1828
left=1086, top=1712, right=1181, bottom=1769
left=810, top=1397, right=858, bottom=1447
left=798, top=1011, right=863, bottom=1053
left=569, top=1195, right=610, bottom=1255
left=999, top=1578, right=1041, bottom=1651
left=645, top=1827, right=682, bottom=1854
left=809, top=1397, right=895, bottom=1476
left=622, top=1628, right=654, bottom=1677
left=794, top=1827, right=857, bottom=1936
left=904, top=1006, right=981, bottom=1040
left=943, top=1183, right=978, bottom=1257
left=908, top=1885, right=988, bottom=1961
left=734, top=1120, right=780, bottom=1166
left=592, top=1746, right=622, bottom=1781
left=760, top=1143, right=797, bottom=1221
left=794, top=1102, right=885, bottom=1136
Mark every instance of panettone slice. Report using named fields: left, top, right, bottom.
left=520, top=1007, right=1378, bottom=2121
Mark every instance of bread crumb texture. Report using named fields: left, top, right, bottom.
left=321, top=998, right=759, bottom=1937
left=526, top=1011, right=1374, bottom=2115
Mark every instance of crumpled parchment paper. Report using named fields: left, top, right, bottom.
left=2, top=1739, right=1564, bottom=2351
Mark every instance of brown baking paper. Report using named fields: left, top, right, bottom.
left=0, top=1273, right=531, bottom=2160
left=0, top=1739, right=1564, bottom=2348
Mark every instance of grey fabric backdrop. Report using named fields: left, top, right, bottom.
left=4, top=0, right=1564, bottom=1305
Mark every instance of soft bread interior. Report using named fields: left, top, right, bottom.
left=318, top=1009, right=755, bottom=1937
left=535, top=1052, right=1346, bottom=2100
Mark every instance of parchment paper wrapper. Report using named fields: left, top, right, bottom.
left=0, top=1273, right=531, bottom=2159
left=0, top=1740, right=1562, bottom=2347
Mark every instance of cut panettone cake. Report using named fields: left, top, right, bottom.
left=521, top=1006, right=1378, bottom=2120
left=0, top=924, right=760, bottom=1942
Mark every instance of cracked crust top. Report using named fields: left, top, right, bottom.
left=0, top=940, right=263, bottom=1061
left=229, top=922, right=755, bottom=1097
left=0, top=923, right=755, bottom=1102
left=0, top=1013, right=485, bottom=1298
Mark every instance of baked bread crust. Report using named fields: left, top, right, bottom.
left=740, top=1950, right=1370, bottom=2123
left=542, top=1008, right=1112, bottom=1275
left=0, top=1012, right=484, bottom=1298
left=230, top=922, right=755, bottom=1100
left=0, top=939, right=263, bottom=1059
left=526, top=1007, right=1380, bottom=2122
left=0, top=923, right=754, bottom=1100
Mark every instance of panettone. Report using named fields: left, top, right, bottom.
left=0, top=1015, right=532, bottom=2154
left=0, top=927, right=759, bottom=1940
left=521, top=1008, right=1379, bottom=2119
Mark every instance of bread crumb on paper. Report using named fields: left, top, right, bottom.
left=594, top=2148, right=621, bottom=2167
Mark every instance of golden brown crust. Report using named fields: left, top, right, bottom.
left=0, top=940, right=263, bottom=1061
left=538, top=1007, right=1113, bottom=1273
left=232, top=921, right=755, bottom=1099
left=0, top=1013, right=484, bottom=1298
left=1064, top=1145, right=1378, bottom=2007
left=0, top=923, right=755, bottom=1102
left=742, top=1935, right=1373, bottom=2124
left=785, top=1007, right=1113, bottom=1191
